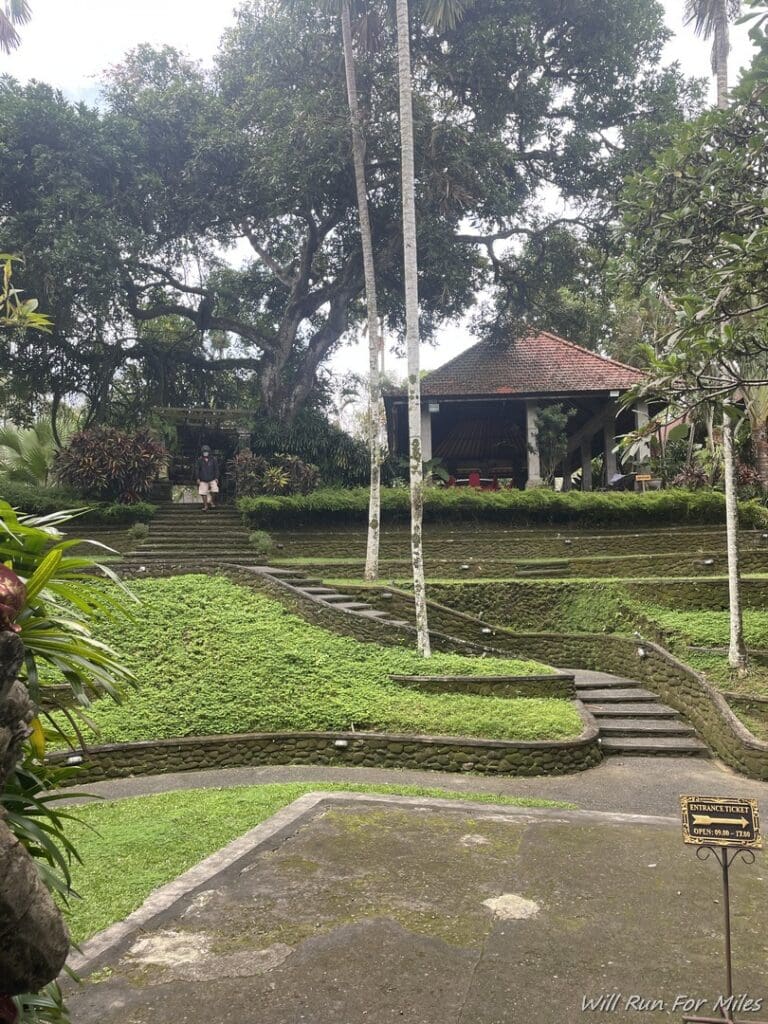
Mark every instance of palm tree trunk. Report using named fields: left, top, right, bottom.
left=723, top=415, right=748, bottom=674
left=340, top=0, right=382, bottom=581
left=753, top=420, right=768, bottom=493
left=395, top=0, right=430, bottom=656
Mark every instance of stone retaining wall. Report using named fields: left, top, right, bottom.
left=49, top=711, right=601, bottom=783
left=478, top=631, right=768, bottom=780
left=351, top=585, right=768, bottom=779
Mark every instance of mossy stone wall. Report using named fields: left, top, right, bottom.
left=49, top=720, right=601, bottom=784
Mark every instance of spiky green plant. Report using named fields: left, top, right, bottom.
left=0, top=501, right=136, bottom=1023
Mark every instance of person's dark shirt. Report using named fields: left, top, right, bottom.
left=196, top=455, right=219, bottom=482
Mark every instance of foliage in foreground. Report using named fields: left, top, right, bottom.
left=239, top=486, right=768, bottom=528
left=61, top=783, right=575, bottom=943
left=0, top=503, right=134, bottom=1022
left=80, top=575, right=579, bottom=744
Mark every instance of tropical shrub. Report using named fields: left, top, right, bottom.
left=229, top=451, right=319, bottom=498
left=0, top=501, right=135, bottom=1023
left=248, top=530, right=273, bottom=557
left=127, top=522, right=150, bottom=542
left=229, top=452, right=269, bottom=497
left=250, top=410, right=367, bottom=486
left=238, top=486, right=768, bottom=529
left=55, top=427, right=167, bottom=503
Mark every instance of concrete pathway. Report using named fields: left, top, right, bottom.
left=64, top=793, right=768, bottom=1024
left=66, top=756, right=768, bottom=817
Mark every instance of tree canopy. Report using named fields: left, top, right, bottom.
left=1, top=0, right=700, bottom=423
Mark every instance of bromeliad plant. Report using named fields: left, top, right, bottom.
left=0, top=501, right=136, bottom=1024
left=0, top=501, right=137, bottom=727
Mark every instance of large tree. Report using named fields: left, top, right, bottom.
left=1, top=0, right=697, bottom=425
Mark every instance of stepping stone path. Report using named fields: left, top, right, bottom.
left=574, top=670, right=709, bottom=758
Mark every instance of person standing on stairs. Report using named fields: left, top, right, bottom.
left=196, top=445, right=219, bottom=512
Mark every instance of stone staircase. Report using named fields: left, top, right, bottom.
left=262, top=567, right=411, bottom=628
left=126, top=503, right=253, bottom=564
left=574, top=670, right=709, bottom=757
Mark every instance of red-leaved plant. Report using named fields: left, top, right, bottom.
left=55, top=427, right=167, bottom=503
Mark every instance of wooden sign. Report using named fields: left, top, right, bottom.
left=636, top=474, right=652, bottom=482
left=681, top=795, right=761, bottom=848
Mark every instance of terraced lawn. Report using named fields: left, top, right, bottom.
left=81, top=575, right=579, bottom=744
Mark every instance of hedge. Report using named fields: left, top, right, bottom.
left=0, top=480, right=156, bottom=524
left=238, top=487, right=768, bottom=529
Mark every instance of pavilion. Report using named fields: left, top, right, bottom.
left=383, top=330, right=649, bottom=490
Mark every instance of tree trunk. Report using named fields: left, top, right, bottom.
left=753, top=420, right=768, bottom=493
left=0, top=633, right=70, bottom=996
left=341, top=0, right=382, bottom=582
left=395, top=0, right=430, bottom=657
left=723, top=416, right=748, bottom=675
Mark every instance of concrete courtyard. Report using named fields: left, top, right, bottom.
left=65, top=792, right=768, bottom=1024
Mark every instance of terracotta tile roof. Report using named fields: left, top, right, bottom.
left=415, top=331, right=645, bottom=398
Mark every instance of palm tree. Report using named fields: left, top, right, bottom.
left=340, top=0, right=384, bottom=581
left=392, top=0, right=471, bottom=655
left=0, top=0, right=32, bottom=54
left=722, top=414, right=748, bottom=672
left=395, top=0, right=430, bottom=655
left=684, top=0, right=742, bottom=108
left=0, top=411, right=78, bottom=487
left=684, top=1, right=746, bottom=669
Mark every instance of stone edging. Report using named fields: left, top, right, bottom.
left=49, top=704, right=600, bottom=784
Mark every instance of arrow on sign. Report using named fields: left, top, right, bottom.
left=692, top=815, right=749, bottom=828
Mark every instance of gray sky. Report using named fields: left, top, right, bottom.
left=2, top=1, right=759, bottom=394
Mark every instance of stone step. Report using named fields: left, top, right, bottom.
left=588, top=702, right=681, bottom=718
left=318, top=594, right=358, bottom=602
left=331, top=602, right=374, bottom=611
left=579, top=688, right=658, bottom=702
left=353, top=609, right=390, bottom=619
left=596, top=718, right=696, bottom=736
left=139, top=543, right=251, bottom=550
left=124, top=557, right=257, bottom=565
left=381, top=619, right=410, bottom=627
left=300, top=587, right=336, bottom=595
left=280, top=577, right=324, bottom=586
left=575, top=677, right=644, bottom=690
left=140, top=528, right=248, bottom=537
left=600, top=735, right=710, bottom=757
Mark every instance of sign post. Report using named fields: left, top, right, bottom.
left=679, top=796, right=764, bottom=1024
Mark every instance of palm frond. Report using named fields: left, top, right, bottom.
left=0, top=9, right=22, bottom=53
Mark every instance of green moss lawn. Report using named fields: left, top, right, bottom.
left=84, top=575, right=579, bottom=743
left=640, top=606, right=768, bottom=697
left=62, top=783, right=575, bottom=943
